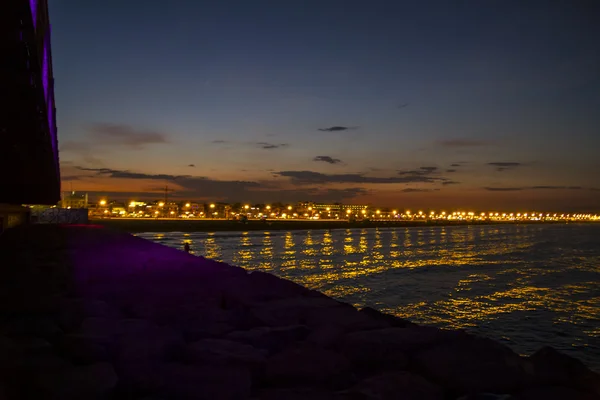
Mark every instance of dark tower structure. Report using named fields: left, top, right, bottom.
left=1, top=0, right=60, bottom=205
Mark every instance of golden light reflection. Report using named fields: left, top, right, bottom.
left=233, top=232, right=253, bottom=265
left=203, top=233, right=221, bottom=260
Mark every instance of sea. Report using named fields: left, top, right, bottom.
left=136, top=223, right=600, bottom=371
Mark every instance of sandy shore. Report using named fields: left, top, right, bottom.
left=90, top=218, right=545, bottom=233
left=0, top=224, right=598, bottom=399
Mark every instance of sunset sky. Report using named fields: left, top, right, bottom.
left=50, top=0, right=600, bottom=210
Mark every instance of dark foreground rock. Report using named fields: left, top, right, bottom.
left=0, top=225, right=598, bottom=400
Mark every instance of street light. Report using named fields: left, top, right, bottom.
left=210, top=204, right=215, bottom=209
left=158, top=202, right=164, bottom=207
left=287, top=206, right=292, bottom=210
left=99, top=200, right=107, bottom=206
left=185, top=203, right=191, bottom=208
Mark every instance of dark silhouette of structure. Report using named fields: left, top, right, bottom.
left=1, top=0, right=60, bottom=206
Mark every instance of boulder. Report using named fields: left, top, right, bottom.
left=358, top=307, right=416, bottom=328
left=33, top=362, right=117, bottom=400
left=226, top=325, right=310, bottom=354
left=515, top=386, right=599, bottom=400
left=251, top=296, right=346, bottom=327
left=307, top=324, right=347, bottom=348
left=265, top=344, right=352, bottom=388
left=114, top=325, right=185, bottom=364
left=257, top=387, right=345, bottom=400
left=152, top=363, right=252, bottom=400
left=186, top=338, right=267, bottom=372
left=343, top=371, right=444, bottom=400
left=529, top=347, right=600, bottom=396
left=304, top=304, right=390, bottom=331
left=56, top=334, right=110, bottom=364
left=413, top=336, right=529, bottom=395
left=339, top=326, right=462, bottom=372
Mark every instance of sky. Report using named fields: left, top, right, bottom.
left=50, top=0, right=600, bottom=211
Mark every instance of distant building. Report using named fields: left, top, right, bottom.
left=60, top=192, right=88, bottom=209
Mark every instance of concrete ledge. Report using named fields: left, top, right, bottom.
left=0, top=225, right=598, bottom=400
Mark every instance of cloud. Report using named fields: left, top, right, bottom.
left=88, top=123, right=169, bottom=148
left=255, top=142, right=289, bottom=150
left=397, top=166, right=440, bottom=177
left=188, top=164, right=195, bottom=167
left=74, top=166, right=368, bottom=203
left=450, top=163, right=461, bottom=167
left=483, top=186, right=582, bottom=192
left=276, top=170, right=445, bottom=184
left=487, top=162, right=523, bottom=172
left=313, top=156, right=342, bottom=164
left=446, top=169, right=457, bottom=173
left=484, top=187, right=524, bottom=192
left=442, top=181, right=460, bottom=185
left=530, top=186, right=582, bottom=190
left=402, top=188, right=440, bottom=193
left=317, top=126, right=355, bottom=132
left=437, top=139, right=492, bottom=147
left=211, top=139, right=228, bottom=144
left=61, top=175, right=82, bottom=181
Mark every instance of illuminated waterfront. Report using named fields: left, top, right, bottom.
left=138, top=223, right=600, bottom=371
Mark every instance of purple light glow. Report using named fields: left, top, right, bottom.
left=42, top=45, right=49, bottom=102
left=29, top=0, right=37, bottom=29
left=43, top=27, right=59, bottom=166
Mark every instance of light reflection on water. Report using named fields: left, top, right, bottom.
left=140, top=224, right=600, bottom=370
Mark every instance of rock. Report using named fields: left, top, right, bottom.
left=343, top=371, right=444, bottom=400
left=78, top=317, right=120, bottom=339
left=265, top=344, right=351, bottom=388
left=57, top=299, right=113, bottom=332
left=413, top=336, right=529, bottom=395
left=257, top=387, right=344, bottom=400
left=226, top=271, right=312, bottom=302
left=227, top=325, right=310, bottom=354
left=515, top=386, right=599, bottom=400
left=529, top=347, right=600, bottom=396
left=304, top=304, right=390, bottom=331
left=56, top=334, right=109, bottom=364
left=33, top=362, right=117, bottom=399
left=186, top=338, right=267, bottom=372
left=153, top=363, right=252, bottom=400
left=457, top=394, right=515, bottom=400
left=1, top=316, right=63, bottom=340
left=182, top=320, right=235, bottom=342
left=359, top=307, right=416, bottom=328
left=339, top=326, right=462, bottom=372
left=114, top=325, right=185, bottom=363
left=307, top=324, right=347, bottom=348
left=251, top=296, right=346, bottom=327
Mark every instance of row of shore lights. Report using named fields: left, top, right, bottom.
left=96, top=200, right=599, bottom=220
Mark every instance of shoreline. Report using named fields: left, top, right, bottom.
left=88, top=218, right=588, bottom=233
left=1, top=224, right=598, bottom=399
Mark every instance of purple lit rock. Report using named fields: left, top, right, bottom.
left=33, top=362, right=117, bottom=400
left=515, top=386, right=599, bottom=400
left=413, top=336, right=529, bottom=395
left=343, top=371, right=444, bottom=400
left=265, top=344, right=351, bottom=388
left=528, top=346, right=600, bottom=397
left=186, top=338, right=267, bottom=374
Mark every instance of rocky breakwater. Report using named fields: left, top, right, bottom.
left=0, top=224, right=598, bottom=400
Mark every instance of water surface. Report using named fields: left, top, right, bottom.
left=137, top=224, right=600, bottom=370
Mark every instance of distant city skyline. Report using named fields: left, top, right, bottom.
left=50, top=0, right=600, bottom=211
